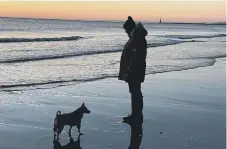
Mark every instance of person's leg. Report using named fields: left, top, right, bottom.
left=131, top=82, right=143, bottom=123
left=124, top=82, right=143, bottom=123
left=128, top=82, right=133, bottom=115
left=123, top=82, right=133, bottom=120
left=123, top=82, right=133, bottom=121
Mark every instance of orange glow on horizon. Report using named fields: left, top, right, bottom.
left=0, top=1, right=225, bottom=22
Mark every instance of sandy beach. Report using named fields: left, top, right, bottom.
left=0, top=58, right=225, bottom=149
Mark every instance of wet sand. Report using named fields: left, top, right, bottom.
left=0, top=58, right=225, bottom=149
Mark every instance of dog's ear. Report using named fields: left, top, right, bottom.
left=82, top=102, right=85, bottom=107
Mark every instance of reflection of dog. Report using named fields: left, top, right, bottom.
left=53, top=103, right=91, bottom=138
left=53, top=135, right=82, bottom=149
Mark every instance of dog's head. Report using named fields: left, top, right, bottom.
left=80, top=102, right=91, bottom=114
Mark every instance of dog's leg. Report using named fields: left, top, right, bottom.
left=77, top=123, right=83, bottom=135
left=69, top=137, right=74, bottom=143
left=57, top=124, right=64, bottom=138
left=54, top=133, right=57, bottom=141
left=69, top=126, right=72, bottom=137
left=76, top=134, right=81, bottom=145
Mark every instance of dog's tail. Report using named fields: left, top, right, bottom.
left=53, top=111, right=61, bottom=132
left=56, top=111, right=61, bottom=116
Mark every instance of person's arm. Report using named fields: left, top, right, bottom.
left=143, top=28, right=148, bottom=37
left=126, top=41, right=137, bottom=77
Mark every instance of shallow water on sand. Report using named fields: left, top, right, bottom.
left=0, top=58, right=225, bottom=149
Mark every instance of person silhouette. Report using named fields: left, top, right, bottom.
left=119, top=22, right=147, bottom=124
left=123, top=16, right=136, bottom=38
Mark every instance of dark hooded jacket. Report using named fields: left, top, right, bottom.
left=118, top=23, right=147, bottom=83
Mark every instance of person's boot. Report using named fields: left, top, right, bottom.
left=124, top=93, right=144, bottom=124
left=123, top=114, right=143, bottom=124
left=132, top=94, right=143, bottom=124
left=123, top=93, right=134, bottom=123
left=123, top=114, right=133, bottom=124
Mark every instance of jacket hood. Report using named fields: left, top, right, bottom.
left=132, top=22, right=148, bottom=38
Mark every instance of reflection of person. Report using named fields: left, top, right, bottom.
left=128, top=123, right=143, bottom=149
left=123, top=16, right=136, bottom=38
left=119, top=22, right=147, bottom=124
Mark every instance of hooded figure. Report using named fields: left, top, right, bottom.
left=119, top=22, right=147, bottom=83
left=119, top=22, right=147, bottom=124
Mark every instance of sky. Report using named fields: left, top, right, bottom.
left=0, top=1, right=226, bottom=22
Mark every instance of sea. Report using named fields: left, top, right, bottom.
left=0, top=17, right=226, bottom=91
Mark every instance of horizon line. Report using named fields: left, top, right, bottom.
left=0, top=16, right=226, bottom=24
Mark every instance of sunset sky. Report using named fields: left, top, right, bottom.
left=0, top=1, right=226, bottom=22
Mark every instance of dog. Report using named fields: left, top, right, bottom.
left=53, top=102, right=91, bottom=138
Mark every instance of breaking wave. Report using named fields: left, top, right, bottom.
left=0, top=36, right=83, bottom=43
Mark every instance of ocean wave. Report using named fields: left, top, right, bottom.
left=0, top=57, right=220, bottom=91
left=147, top=39, right=202, bottom=48
left=146, top=58, right=216, bottom=75
left=0, top=50, right=121, bottom=63
left=203, top=22, right=226, bottom=25
left=158, top=34, right=226, bottom=39
left=0, top=75, right=116, bottom=90
left=0, top=39, right=204, bottom=64
left=0, top=36, right=83, bottom=43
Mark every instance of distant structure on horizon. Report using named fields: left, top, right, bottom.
left=159, top=18, right=162, bottom=24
